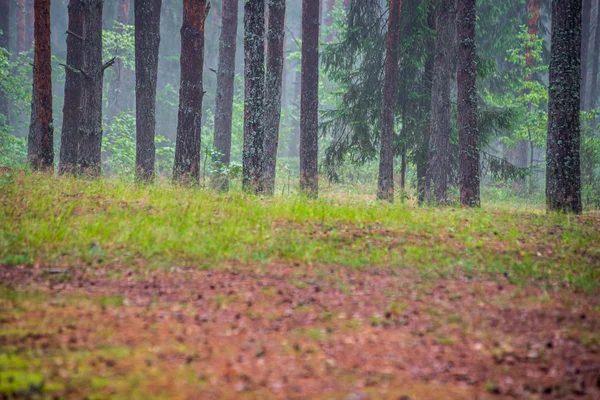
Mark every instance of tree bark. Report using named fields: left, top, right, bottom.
left=260, top=0, right=286, bottom=196
left=590, top=0, right=600, bottom=117
left=77, top=0, right=105, bottom=176
left=243, top=0, right=266, bottom=192
left=173, top=0, right=207, bottom=184
left=300, top=0, right=319, bottom=198
left=0, top=0, right=9, bottom=125
left=212, top=0, right=239, bottom=191
left=425, top=0, right=456, bottom=204
left=546, top=0, right=582, bottom=214
left=377, top=0, right=402, bottom=202
left=135, top=0, right=161, bottom=182
left=108, top=0, right=130, bottom=121
left=58, top=0, right=83, bottom=174
left=27, top=0, right=53, bottom=171
left=417, top=5, right=436, bottom=204
left=581, top=0, right=592, bottom=110
left=457, top=0, right=480, bottom=207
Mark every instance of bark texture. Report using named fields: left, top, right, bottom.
left=377, top=0, right=402, bottom=202
left=457, top=0, right=480, bottom=207
left=0, top=0, right=9, bottom=124
left=546, top=0, right=582, bottom=214
left=59, top=0, right=84, bottom=174
left=243, top=0, right=265, bottom=192
left=212, top=0, right=238, bottom=191
left=27, top=0, right=53, bottom=171
left=77, top=0, right=105, bottom=176
left=173, top=0, right=207, bottom=184
left=135, top=0, right=162, bottom=182
left=300, top=0, right=320, bottom=198
left=425, top=0, right=456, bottom=204
left=261, top=0, right=286, bottom=196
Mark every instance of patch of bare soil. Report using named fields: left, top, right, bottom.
left=1, top=264, right=599, bottom=399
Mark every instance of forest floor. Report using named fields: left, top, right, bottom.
left=1, top=170, right=600, bottom=399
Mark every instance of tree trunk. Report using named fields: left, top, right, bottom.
left=590, top=0, right=600, bottom=118
left=212, top=0, right=238, bottom=191
left=108, top=0, right=130, bottom=121
left=58, top=0, right=83, bottom=174
left=260, top=0, right=286, bottom=196
left=581, top=0, right=592, bottom=110
left=300, top=0, right=319, bottom=198
left=242, top=0, right=265, bottom=192
left=77, top=0, right=105, bottom=176
left=546, top=0, right=582, bottom=214
left=16, top=0, right=27, bottom=53
left=135, top=0, right=161, bottom=182
left=0, top=0, right=9, bottom=125
left=377, top=0, right=401, bottom=202
left=457, top=0, right=480, bottom=207
left=417, top=5, right=436, bottom=204
left=27, top=0, right=53, bottom=171
left=173, top=0, right=207, bottom=184
left=26, top=0, right=34, bottom=49
left=425, top=0, right=456, bottom=204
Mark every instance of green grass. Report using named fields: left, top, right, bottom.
left=1, top=171, right=599, bottom=291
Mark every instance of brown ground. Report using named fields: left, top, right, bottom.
left=1, top=264, right=599, bottom=399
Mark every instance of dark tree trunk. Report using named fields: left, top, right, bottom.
left=27, top=0, right=53, bottom=171
left=0, top=0, right=9, bottom=125
left=425, top=0, right=456, bottom=204
left=546, top=0, right=582, bottom=214
left=212, top=0, right=238, bottom=191
left=590, top=0, right=600, bottom=117
left=300, top=0, right=319, bottom=198
left=77, top=0, right=106, bottom=176
left=242, top=0, right=265, bottom=192
left=58, top=0, right=83, bottom=174
left=260, top=0, right=286, bottom=196
left=457, top=0, right=480, bottom=207
left=173, top=0, right=207, bottom=184
left=377, top=0, right=401, bottom=202
left=581, top=0, right=592, bottom=110
left=108, top=0, right=130, bottom=121
left=135, top=0, right=161, bottom=182
left=416, top=5, right=436, bottom=204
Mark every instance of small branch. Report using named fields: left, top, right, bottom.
left=66, top=30, right=84, bottom=41
left=205, top=2, right=211, bottom=20
left=59, top=62, right=87, bottom=77
left=102, top=57, right=117, bottom=72
left=209, top=67, right=217, bottom=74
left=285, top=24, right=301, bottom=49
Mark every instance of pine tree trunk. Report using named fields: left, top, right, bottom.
left=546, top=0, right=582, bottom=214
left=58, top=0, right=83, bottom=174
left=16, top=0, right=27, bottom=53
left=590, top=0, right=600, bottom=117
left=26, top=0, right=34, bottom=49
left=377, top=0, right=401, bottom=202
left=261, top=0, right=286, bottom=196
left=77, top=0, right=105, bottom=176
left=581, top=0, right=592, bottom=110
left=212, top=0, right=239, bottom=191
left=108, top=0, right=130, bottom=121
left=135, top=0, right=161, bottom=182
left=173, top=0, right=207, bottom=184
left=457, top=0, right=480, bottom=207
left=242, top=0, right=266, bottom=192
left=416, top=5, right=435, bottom=204
left=425, top=0, right=456, bottom=204
left=300, top=0, right=319, bottom=198
left=27, top=0, right=53, bottom=171
left=0, top=0, right=9, bottom=125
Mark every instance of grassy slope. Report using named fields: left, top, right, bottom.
left=1, top=171, right=599, bottom=292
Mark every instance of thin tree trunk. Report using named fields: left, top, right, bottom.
left=173, top=0, right=207, bottom=184
left=261, top=0, right=286, bottom=196
left=457, top=0, right=480, bottom=207
left=377, top=0, right=401, bottom=202
left=300, top=0, right=319, bottom=198
left=27, top=0, right=53, bottom=171
left=417, top=5, right=435, bottom=204
left=0, top=0, right=9, bottom=125
left=213, top=0, right=238, bottom=191
left=59, top=0, right=83, bottom=174
left=590, top=0, right=600, bottom=118
left=26, top=0, right=34, bottom=49
left=77, top=0, right=106, bottom=176
left=242, top=0, right=265, bottom=192
left=546, top=0, right=582, bottom=214
left=425, top=0, right=456, bottom=204
left=16, top=0, right=27, bottom=53
left=108, top=0, right=130, bottom=121
left=581, top=0, right=592, bottom=110
left=135, top=0, right=161, bottom=182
